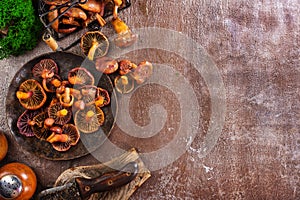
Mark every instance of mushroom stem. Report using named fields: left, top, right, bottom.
left=57, top=109, right=68, bottom=117
left=51, top=79, right=61, bottom=87
left=121, top=75, right=129, bottom=85
left=42, top=69, right=55, bottom=79
left=95, top=13, right=106, bottom=27
left=86, top=110, right=95, bottom=121
left=47, top=133, right=69, bottom=143
left=16, top=91, right=33, bottom=100
left=111, top=17, right=138, bottom=48
left=87, top=42, right=99, bottom=60
left=113, top=0, right=123, bottom=19
left=112, top=17, right=129, bottom=34
left=94, top=97, right=105, bottom=107
left=64, top=87, right=71, bottom=103
left=28, top=120, right=36, bottom=126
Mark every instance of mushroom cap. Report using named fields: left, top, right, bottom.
left=50, top=124, right=80, bottom=151
left=68, top=67, right=95, bottom=85
left=80, top=31, right=109, bottom=58
left=74, top=106, right=105, bottom=133
left=17, top=110, right=40, bottom=137
left=114, top=75, right=135, bottom=94
left=32, top=59, right=58, bottom=79
left=16, top=79, right=47, bottom=110
left=48, top=103, right=72, bottom=125
left=43, top=0, right=70, bottom=5
left=95, top=87, right=110, bottom=107
left=131, top=61, right=153, bottom=84
left=95, top=57, right=119, bottom=74
left=118, top=60, right=137, bottom=75
left=32, top=111, right=50, bottom=140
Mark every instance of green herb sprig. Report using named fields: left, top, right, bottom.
left=0, top=0, right=42, bottom=59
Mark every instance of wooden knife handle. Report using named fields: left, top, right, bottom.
left=75, top=161, right=139, bottom=200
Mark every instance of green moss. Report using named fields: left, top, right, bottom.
left=0, top=0, right=42, bottom=59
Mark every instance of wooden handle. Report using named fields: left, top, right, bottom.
left=42, top=32, right=58, bottom=51
left=76, top=162, right=138, bottom=200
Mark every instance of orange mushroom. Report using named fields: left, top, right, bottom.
left=68, top=67, right=95, bottom=85
left=111, top=17, right=138, bottom=48
left=48, top=102, right=72, bottom=125
left=32, top=112, right=51, bottom=140
left=16, top=79, right=47, bottom=110
left=79, top=0, right=107, bottom=27
left=80, top=31, right=109, bottom=60
left=17, top=110, right=40, bottom=137
left=114, top=74, right=135, bottom=94
left=118, top=59, right=137, bottom=75
left=32, top=59, right=58, bottom=79
left=74, top=106, right=105, bottom=133
left=46, top=124, right=80, bottom=151
left=59, top=87, right=75, bottom=107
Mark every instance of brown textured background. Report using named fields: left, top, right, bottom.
left=1, top=0, right=300, bottom=199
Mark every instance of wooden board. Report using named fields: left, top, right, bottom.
left=1, top=0, right=299, bottom=199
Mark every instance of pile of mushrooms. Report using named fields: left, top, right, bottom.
left=94, top=57, right=153, bottom=94
left=16, top=58, right=110, bottom=151
left=45, top=0, right=137, bottom=47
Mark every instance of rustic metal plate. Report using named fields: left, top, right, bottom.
left=6, top=52, right=117, bottom=160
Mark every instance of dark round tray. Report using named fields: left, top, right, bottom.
left=6, top=52, right=117, bottom=160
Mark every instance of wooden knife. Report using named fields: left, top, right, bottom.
left=38, top=162, right=139, bottom=200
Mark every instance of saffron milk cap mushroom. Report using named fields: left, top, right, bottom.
left=16, top=79, right=47, bottom=110
left=80, top=31, right=109, bottom=60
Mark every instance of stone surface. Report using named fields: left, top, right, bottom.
left=0, top=0, right=299, bottom=199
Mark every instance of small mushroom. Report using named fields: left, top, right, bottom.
left=68, top=67, right=95, bottom=85
left=94, top=87, right=110, bottom=107
left=16, top=79, right=47, bottom=110
left=111, top=17, right=138, bottom=48
left=59, top=87, right=75, bottom=107
left=131, top=61, right=153, bottom=84
left=32, top=112, right=51, bottom=140
left=118, top=59, right=137, bottom=75
left=95, top=57, right=118, bottom=74
left=79, top=0, right=106, bottom=27
left=74, top=106, right=105, bottom=133
left=48, top=102, right=72, bottom=125
left=56, top=80, right=71, bottom=96
left=42, top=74, right=62, bottom=93
left=17, top=110, right=40, bottom=137
left=114, top=74, right=135, bottom=94
left=46, top=124, right=80, bottom=151
left=32, top=59, right=58, bottom=79
left=80, top=31, right=109, bottom=60
left=47, top=5, right=60, bottom=33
